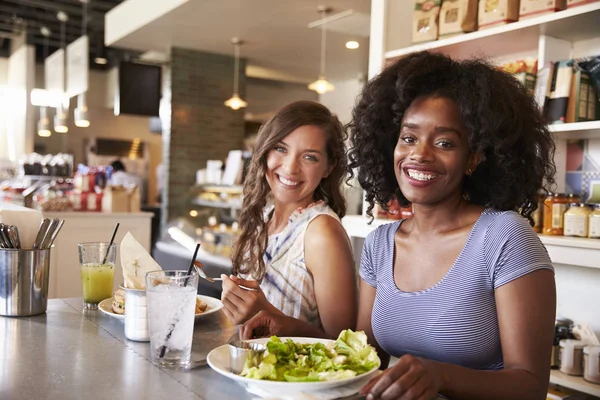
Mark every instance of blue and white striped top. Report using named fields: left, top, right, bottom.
left=360, top=209, right=554, bottom=370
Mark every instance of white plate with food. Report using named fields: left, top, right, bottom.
left=98, top=294, right=222, bottom=320
left=207, top=332, right=380, bottom=393
left=194, top=294, right=223, bottom=319
left=99, top=297, right=125, bottom=320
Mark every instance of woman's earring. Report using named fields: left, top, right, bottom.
left=467, top=168, right=473, bottom=176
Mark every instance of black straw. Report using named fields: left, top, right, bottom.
left=159, top=242, right=201, bottom=358
left=184, top=243, right=200, bottom=286
left=102, top=222, right=119, bottom=264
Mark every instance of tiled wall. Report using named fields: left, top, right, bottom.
left=164, top=47, right=246, bottom=220
left=566, top=139, right=600, bottom=202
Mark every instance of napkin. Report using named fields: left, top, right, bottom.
left=0, top=203, right=43, bottom=249
left=120, top=232, right=162, bottom=289
left=245, top=373, right=377, bottom=400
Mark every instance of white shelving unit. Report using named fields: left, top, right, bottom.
left=550, top=370, right=600, bottom=397
left=550, top=120, right=600, bottom=140
left=384, top=2, right=600, bottom=60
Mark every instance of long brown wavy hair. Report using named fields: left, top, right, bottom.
left=232, top=100, right=348, bottom=280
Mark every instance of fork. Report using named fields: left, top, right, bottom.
left=194, top=261, right=257, bottom=291
left=194, top=261, right=223, bottom=283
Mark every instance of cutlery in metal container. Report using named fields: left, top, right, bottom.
left=33, top=218, right=51, bottom=249
left=40, top=218, right=61, bottom=249
left=46, top=219, right=64, bottom=248
left=7, top=226, right=21, bottom=249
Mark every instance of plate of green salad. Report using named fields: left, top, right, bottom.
left=206, top=330, right=381, bottom=392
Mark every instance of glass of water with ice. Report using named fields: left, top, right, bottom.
left=146, top=269, right=199, bottom=367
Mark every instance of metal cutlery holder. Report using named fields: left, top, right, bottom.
left=0, top=248, right=51, bottom=317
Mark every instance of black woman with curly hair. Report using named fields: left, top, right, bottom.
left=345, top=51, right=557, bottom=400
left=221, top=100, right=357, bottom=339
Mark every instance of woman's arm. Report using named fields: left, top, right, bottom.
left=438, top=268, right=556, bottom=400
left=241, top=214, right=358, bottom=340
left=363, top=269, right=556, bottom=400
left=304, top=215, right=358, bottom=338
left=357, top=278, right=390, bottom=369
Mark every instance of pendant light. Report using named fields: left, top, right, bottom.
left=54, top=11, right=69, bottom=133
left=224, top=38, right=247, bottom=111
left=74, top=0, right=90, bottom=128
left=38, top=26, right=52, bottom=137
left=308, top=6, right=335, bottom=95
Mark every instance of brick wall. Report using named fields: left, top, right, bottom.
left=163, top=47, right=246, bottom=221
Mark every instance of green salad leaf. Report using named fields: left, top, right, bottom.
left=240, top=329, right=380, bottom=382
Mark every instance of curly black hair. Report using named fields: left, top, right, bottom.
left=347, top=51, right=556, bottom=224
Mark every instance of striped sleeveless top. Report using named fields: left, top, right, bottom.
left=260, top=200, right=340, bottom=328
left=360, top=209, right=554, bottom=370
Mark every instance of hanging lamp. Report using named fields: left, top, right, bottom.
left=38, top=26, right=52, bottom=137
left=74, top=0, right=90, bottom=128
left=224, top=38, right=248, bottom=110
left=54, top=11, right=69, bottom=133
left=308, top=6, right=335, bottom=95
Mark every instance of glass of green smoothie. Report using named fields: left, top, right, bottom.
left=78, top=242, right=117, bottom=310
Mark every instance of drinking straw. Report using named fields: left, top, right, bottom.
left=184, top=243, right=200, bottom=286
left=102, top=222, right=119, bottom=264
left=159, top=243, right=200, bottom=358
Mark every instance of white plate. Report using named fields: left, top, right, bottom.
left=195, top=295, right=223, bottom=319
left=98, top=298, right=125, bottom=320
left=98, top=295, right=222, bottom=321
left=207, top=337, right=380, bottom=393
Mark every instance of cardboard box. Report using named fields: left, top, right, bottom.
left=567, top=0, right=600, bottom=8
left=102, top=186, right=129, bottom=213
left=439, top=0, right=479, bottom=37
left=479, top=0, right=520, bottom=29
left=520, top=0, right=566, bottom=19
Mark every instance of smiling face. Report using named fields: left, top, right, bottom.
left=394, top=95, right=478, bottom=206
left=265, top=125, right=333, bottom=210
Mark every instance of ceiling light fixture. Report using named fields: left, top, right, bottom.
left=74, top=0, right=90, bottom=128
left=38, top=26, right=52, bottom=137
left=38, top=107, right=52, bottom=137
left=308, top=6, right=335, bottom=95
left=346, top=40, right=359, bottom=50
left=224, top=38, right=248, bottom=111
left=54, top=11, right=69, bottom=133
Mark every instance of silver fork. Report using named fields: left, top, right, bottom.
left=194, top=261, right=256, bottom=291
left=194, top=261, right=222, bottom=283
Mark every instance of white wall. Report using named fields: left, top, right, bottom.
left=3, top=46, right=35, bottom=162
left=319, top=77, right=365, bottom=125
left=0, top=58, right=9, bottom=160
left=0, top=58, right=8, bottom=85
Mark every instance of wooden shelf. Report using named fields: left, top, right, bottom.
left=550, top=120, right=600, bottom=140
left=550, top=370, right=600, bottom=397
left=385, top=3, right=600, bottom=60
left=342, top=216, right=600, bottom=269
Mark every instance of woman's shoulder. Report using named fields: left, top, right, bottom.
left=478, top=209, right=534, bottom=234
left=365, top=219, right=403, bottom=247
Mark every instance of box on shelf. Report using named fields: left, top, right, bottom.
left=102, top=185, right=141, bottom=213
left=520, top=0, right=566, bottom=19
left=479, top=0, right=520, bottom=29
left=566, top=0, right=600, bottom=8
left=566, top=68, right=600, bottom=123
left=412, top=0, right=442, bottom=44
left=439, top=0, right=479, bottom=37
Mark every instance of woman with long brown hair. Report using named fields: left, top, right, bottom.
left=221, top=100, right=357, bottom=338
